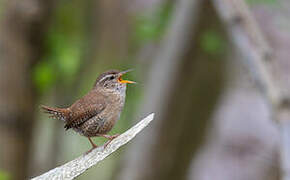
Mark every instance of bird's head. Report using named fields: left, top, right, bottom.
left=94, top=69, right=135, bottom=93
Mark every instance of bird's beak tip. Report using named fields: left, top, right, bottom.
left=118, top=69, right=136, bottom=84
left=120, top=69, right=134, bottom=75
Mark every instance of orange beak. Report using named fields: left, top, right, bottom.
left=118, top=69, right=136, bottom=84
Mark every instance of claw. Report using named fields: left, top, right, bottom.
left=103, top=134, right=119, bottom=148
left=84, top=137, right=98, bottom=154
left=84, top=144, right=98, bottom=155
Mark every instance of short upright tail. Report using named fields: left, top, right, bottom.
left=41, top=105, right=70, bottom=121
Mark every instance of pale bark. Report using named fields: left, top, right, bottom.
left=32, top=113, right=154, bottom=180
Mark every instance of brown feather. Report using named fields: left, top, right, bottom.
left=64, top=90, right=107, bottom=130
left=40, top=105, right=70, bottom=121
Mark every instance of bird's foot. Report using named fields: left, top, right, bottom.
left=99, top=134, right=119, bottom=140
left=85, top=137, right=98, bottom=155
left=84, top=144, right=98, bottom=155
left=103, top=134, right=120, bottom=148
left=108, top=134, right=120, bottom=140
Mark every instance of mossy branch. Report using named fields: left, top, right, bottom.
left=32, top=113, right=155, bottom=180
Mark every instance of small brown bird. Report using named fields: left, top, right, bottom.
left=41, top=69, right=135, bottom=152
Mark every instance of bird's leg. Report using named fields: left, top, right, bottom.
left=98, top=134, right=120, bottom=148
left=100, top=134, right=119, bottom=140
left=85, top=137, right=98, bottom=154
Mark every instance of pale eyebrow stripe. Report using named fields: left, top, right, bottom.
left=98, top=74, right=112, bottom=83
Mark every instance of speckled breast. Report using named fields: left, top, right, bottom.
left=74, top=90, right=126, bottom=137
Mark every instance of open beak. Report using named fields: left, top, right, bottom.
left=118, top=69, right=136, bottom=84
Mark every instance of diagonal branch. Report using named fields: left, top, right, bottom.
left=211, top=0, right=290, bottom=179
left=32, top=113, right=155, bottom=180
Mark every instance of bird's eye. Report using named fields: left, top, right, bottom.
left=109, top=76, right=114, bottom=80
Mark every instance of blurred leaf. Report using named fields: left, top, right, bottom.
left=57, top=46, right=81, bottom=78
left=37, top=0, right=84, bottom=90
left=135, top=19, right=159, bottom=42
left=246, top=0, right=277, bottom=5
left=0, top=0, right=4, bottom=21
left=33, top=61, right=56, bottom=93
left=45, top=33, right=81, bottom=79
left=133, top=3, right=173, bottom=45
left=200, top=30, right=225, bottom=55
left=0, top=170, right=11, bottom=180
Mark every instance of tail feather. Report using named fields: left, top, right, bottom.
left=41, top=105, right=70, bottom=121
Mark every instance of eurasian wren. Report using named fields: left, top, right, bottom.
left=41, top=69, right=135, bottom=152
